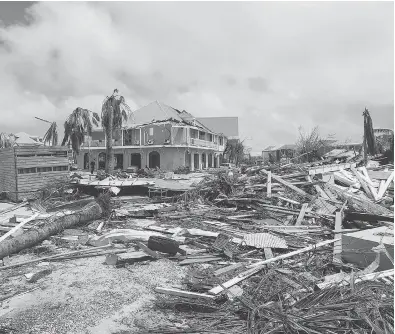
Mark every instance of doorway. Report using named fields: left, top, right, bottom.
left=114, top=154, right=123, bottom=170
left=98, top=152, right=106, bottom=170
left=131, top=153, right=142, bottom=169
left=149, top=151, right=160, bottom=169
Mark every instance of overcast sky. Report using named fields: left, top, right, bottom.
left=0, top=1, right=393, bottom=151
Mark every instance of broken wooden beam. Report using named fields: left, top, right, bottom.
left=213, top=263, right=245, bottom=276
left=260, top=170, right=313, bottom=199
left=333, top=211, right=343, bottom=263
left=0, top=213, right=39, bottom=243
left=155, top=287, right=217, bottom=301
left=266, top=171, right=272, bottom=198
left=209, top=239, right=339, bottom=295
left=295, top=203, right=309, bottom=226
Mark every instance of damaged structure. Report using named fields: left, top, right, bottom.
left=76, top=101, right=234, bottom=171
left=0, top=145, right=69, bottom=202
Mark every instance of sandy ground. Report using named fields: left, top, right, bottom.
left=0, top=253, right=187, bottom=334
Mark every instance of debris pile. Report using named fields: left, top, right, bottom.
left=0, top=160, right=393, bottom=333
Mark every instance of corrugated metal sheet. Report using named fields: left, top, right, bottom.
left=243, top=233, right=287, bottom=249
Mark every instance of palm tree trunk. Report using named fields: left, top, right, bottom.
left=106, top=106, right=114, bottom=174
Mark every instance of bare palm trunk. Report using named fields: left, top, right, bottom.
left=105, top=106, right=114, bottom=174
left=0, top=202, right=102, bottom=259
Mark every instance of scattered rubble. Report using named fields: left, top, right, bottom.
left=0, top=156, right=393, bottom=333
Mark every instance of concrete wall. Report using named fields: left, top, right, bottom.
left=0, top=148, right=17, bottom=201
left=141, top=124, right=172, bottom=146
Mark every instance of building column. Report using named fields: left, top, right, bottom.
left=204, top=153, right=208, bottom=169
left=190, top=152, right=195, bottom=171
left=216, top=155, right=220, bottom=168
left=211, top=153, right=215, bottom=168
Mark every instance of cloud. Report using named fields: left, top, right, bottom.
left=0, top=1, right=393, bottom=150
left=248, top=77, right=270, bottom=93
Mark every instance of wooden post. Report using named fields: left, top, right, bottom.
left=333, top=211, right=342, bottom=263
left=295, top=203, right=309, bottom=226
left=267, top=171, right=272, bottom=198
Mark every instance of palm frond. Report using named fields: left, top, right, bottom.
left=61, top=107, right=99, bottom=154
left=43, top=122, right=58, bottom=146
left=0, top=132, right=16, bottom=148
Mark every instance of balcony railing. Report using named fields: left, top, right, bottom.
left=189, top=138, right=218, bottom=149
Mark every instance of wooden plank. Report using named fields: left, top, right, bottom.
left=266, top=171, right=272, bottom=198
left=135, top=242, right=161, bottom=259
left=0, top=213, right=39, bottom=243
left=377, top=172, right=394, bottom=199
left=314, top=185, right=331, bottom=200
left=179, top=257, right=222, bottom=265
left=209, top=239, right=339, bottom=295
left=155, top=287, right=216, bottom=301
left=295, top=203, right=309, bottom=226
left=263, top=247, right=273, bottom=259
left=271, top=194, right=300, bottom=205
left=213, top=263, right=245, bottom=276
left=317, top=269, right=394, bottom=289
left=351, top=167, right=376, bottom=200
left=260, top=170, right=312, bottom=199
left=333, top=211, right=342, bottom=263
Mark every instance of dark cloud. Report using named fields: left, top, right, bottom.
left=0, top=1, right=392, bottom=151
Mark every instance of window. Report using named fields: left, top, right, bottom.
left=219, top=136, right=223, bottom=145
left=37, top=153, right=52, bottom=157
left=53, top=166, right=69, bottom=171
left=199, top=132, right=206, bottom=140
left=18, top=167, right=36, bottom=174
left=149, top=128, right=154, bottom=136
left=37, top=167, right=53, bottom=173
left=208, top=134, right=213, bottom=142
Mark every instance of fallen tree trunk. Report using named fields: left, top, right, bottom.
left=0, top=202, right=102, bottom=259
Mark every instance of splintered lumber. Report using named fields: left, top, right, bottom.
left=266, top=171, right=272, bottom=198
left=333, top=211, right=343, bottom=263
left=0, top=202, right=102, bottom=259
left=179, top=257, right=222, bottom=265
left=0, top=245, right=111, bottom=270
left=351, top=167, right=377, bottom=200
left=317, top=269, right=394, bottom=289
left=0, top=213, right=39, bottom=243
left=209, top=239, right=339, bottom=295
left=136, top=241, right=161, bottom=259
left=213, top=263, right=245, bottom=276
left=377, top=171, right=394, bottom=199
left=0, top=201, right=28, bottom=216
left=261, top=170, right=313, bottom=199
left=155, top=287, right=216, bottom=301
left=295, top=203, right=309, bottom=226
left=271, top=194, right=300, bottom=205
left=263, top=247, right=273, bottom=259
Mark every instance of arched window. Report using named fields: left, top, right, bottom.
left=149, top=151, right=160, bottom=169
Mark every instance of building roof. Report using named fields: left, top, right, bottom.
left=13, top=132, right=43, bottom=146
left=121, top=101, right=218, bottom=133
left=262, top=144, right=296, bottom=152
left=196, top=117, right=239, bottom=138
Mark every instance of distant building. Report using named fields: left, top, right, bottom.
left=262, top=144, right=296, bottom=163
left=76, top=101, right=237, bottom=171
